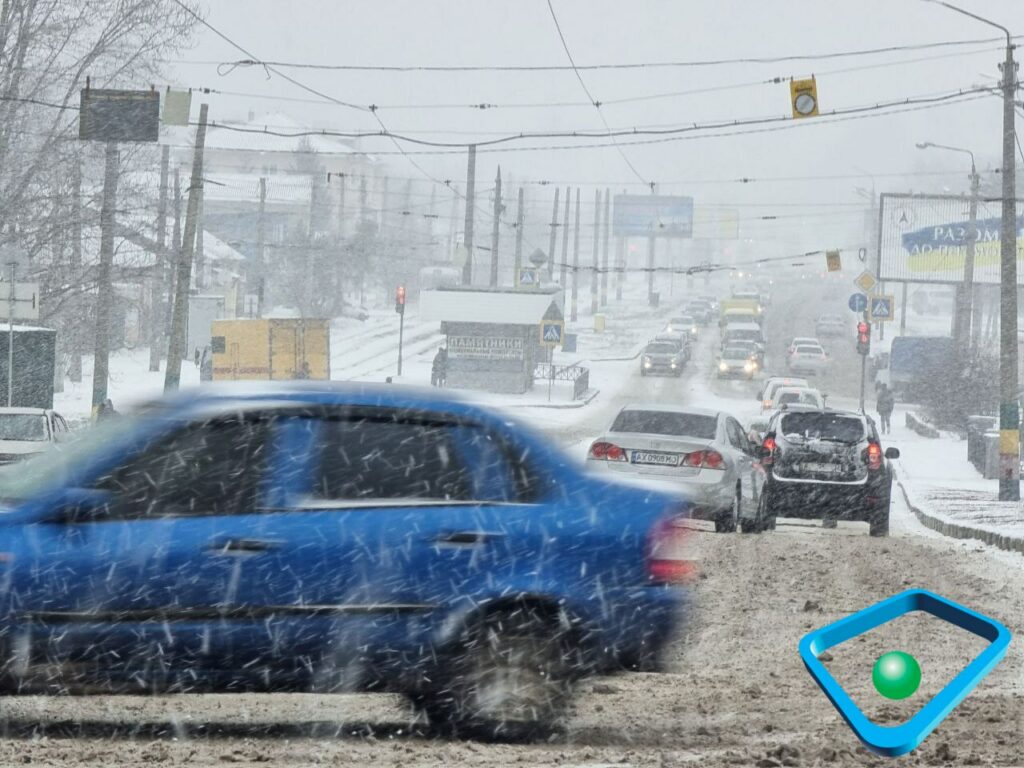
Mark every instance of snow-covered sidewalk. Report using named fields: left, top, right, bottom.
left=886, top=405, right=1024, bottom=554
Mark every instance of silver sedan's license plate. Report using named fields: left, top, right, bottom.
left=631, top=450, right=680, bottom=466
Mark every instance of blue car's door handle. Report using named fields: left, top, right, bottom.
left=430, top=531, right=505, bottom=547
left=207, top=538, right=280, bottom=556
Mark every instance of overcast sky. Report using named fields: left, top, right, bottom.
left=167, top=0, right=1020, bottom=254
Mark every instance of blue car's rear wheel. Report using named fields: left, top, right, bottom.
left=413, top=610, right=571, bottom=741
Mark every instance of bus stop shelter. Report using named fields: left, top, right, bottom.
left=420, top=287, right=564, bottom=394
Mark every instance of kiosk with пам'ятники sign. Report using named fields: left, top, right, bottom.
left=420, top=287, right=564, bottom=394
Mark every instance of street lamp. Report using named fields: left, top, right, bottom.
left=915, top=142, right=980, bottom=351
left=924, top=0, right=1018, bottom=501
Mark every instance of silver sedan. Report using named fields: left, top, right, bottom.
left=586, top=405, right=764, bottom=533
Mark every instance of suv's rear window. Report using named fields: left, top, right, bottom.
left=795, top=345, right=823, bottom=354
left=611, top=410, right=717, bottom=439
left=779, top=413, right=864, bottom=443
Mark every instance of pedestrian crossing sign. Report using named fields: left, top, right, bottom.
left=870, top=295, right=894, bottom=322
left=518, top=268, right=538, bottom=286
left=540, top=321, right=563, bottom=347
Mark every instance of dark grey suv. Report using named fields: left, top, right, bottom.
left=745, top=407, right=899, bottom=536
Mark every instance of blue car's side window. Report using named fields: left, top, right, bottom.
left=92, top=417, right=273, bottom=520
left=305, top=417, right=472, bottom=502
left=447, top=425, right=524, bottom=503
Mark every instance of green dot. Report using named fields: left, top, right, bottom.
left=872, top=651, right=921, bottom=700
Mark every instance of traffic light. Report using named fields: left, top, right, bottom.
left=395, top=285, right=406, bottom=315
left=790, top=76, right=819, bottom=118
left=857, top=321, right=870, bottom=356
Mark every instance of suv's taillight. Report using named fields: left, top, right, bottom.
left=682, top=449, right=725, bottom=470
left=762, top=436, right=777, bottom=466
left=647, top=513, right=696, bottom=584
left=588, top=440, right=627, bottom=462
left=864, top=442, right=883, bottom=471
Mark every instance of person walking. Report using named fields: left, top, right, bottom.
left=431, top=346, right=448, bottom=387
left=877, top=383, right=895, bottom=435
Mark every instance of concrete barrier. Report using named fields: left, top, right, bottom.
left=905, top=411, right=940, bottom=439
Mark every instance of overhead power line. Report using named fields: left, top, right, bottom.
left=188, top=34, right=1023, bottom=73
left=543, top=0, right=648, bottom=186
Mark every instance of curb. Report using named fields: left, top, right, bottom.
left=895, top=472, right=1024, bottom=556
left=507, top=388, right=601, bottom=410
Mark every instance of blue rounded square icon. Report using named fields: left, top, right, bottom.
left=799, top=589, right=1011, bottom=757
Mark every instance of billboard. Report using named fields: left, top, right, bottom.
left=613, top=194, right=693, bottom=237
left=878, top=193, right=1024, bottom=285
left=79, top=88, right=160, bottom=143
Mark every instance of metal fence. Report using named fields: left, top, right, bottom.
left=533, top=363, right=590, bottom=400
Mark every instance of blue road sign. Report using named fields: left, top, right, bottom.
left=871, top=295, right=894, bottom=321
left=848, top=293, right=868, bottom=312
left=540, top=321, right=563, bottom=346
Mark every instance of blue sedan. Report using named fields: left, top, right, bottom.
left=0, top=383, right=691, bottom=738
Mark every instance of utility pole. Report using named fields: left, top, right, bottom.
left=615, top=235, right=625, bottom=301
left=547, top=187, right=560, bottom=281
left=961, top=166, right=980, bottom=350
left=165, top=103, right=209, bottom=392
left=336, top=172, right=347, bottom=240
left=148, top=145, right=170, bottom=372
left=91, top=142, right=119, bottom=413
left=590, top=188, right=600, bottom=315
left=194, top=180, right=205, bottom=290
left=489, top=166, right=501, bottom=287
left=559, top=186, right=570, bottom=289
left=600, top=187, right=610, bottom=306
left=513, top=185, right=525, bottom=287
left=462, top=145, right=477, bottom=286
left=571, top=188, right=581, bottom=322
left=69, top=158, right=82, bottom=383
left=647, top=184, right=657, bottom=305
left=166, top=169, right=181, bottom=335
left=6, top=261, right=15, bottom=407
left=257, top=176, right=266, bottom=317
left=997, top=35, right=1019, bottom=500
left=930, top=0, right=1018, bottom=501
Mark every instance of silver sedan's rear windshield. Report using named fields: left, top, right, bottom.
left=611, top=410, right=717, bottom=439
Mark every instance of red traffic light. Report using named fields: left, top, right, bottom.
left=856, top=321, right=870, bottom=355
left=396, top=285, right=406, bottom=306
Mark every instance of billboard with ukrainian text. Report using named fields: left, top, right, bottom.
left=878, top=192, right=1024, bottom=285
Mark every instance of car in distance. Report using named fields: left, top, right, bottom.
left=587, top=404, right=763, bottom=533
left=685, top=300, right=713, bottom=325
left=718, top=346, right=757, bottom=379
left=0, top=383, right=693, bottom=739
left=666, top=315, right=699, bottom=340
left=815, top=314, right=847, bottom=337
left=787, top=344, right=828, bottom=376
left=0, top=407, right=71, bottom=464
left=642, top=340, right=685, bottom=377
left=758, top=376, right=809, bottom=412
left=728, top=339, right=764, bottom=372
left=773, top=387, right=825, bottom=410
left=787, top=337, right=822, bottom=355
left=749, top=407, right=899, bottom=536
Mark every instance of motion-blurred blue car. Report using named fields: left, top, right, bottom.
left=0, top=383, right=691, bottom=737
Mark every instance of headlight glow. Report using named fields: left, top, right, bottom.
left=719, top=362, right=728, bottom=372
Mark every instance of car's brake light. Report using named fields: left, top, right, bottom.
left=682, top=449, right=725, bottom=470
left=762, top=436, right=777, bottom=466
left=865, top=442, right=883, bottom=471
left=647, top=513, right=697, bottom=584
left=588, top=440, right=627, bottom=462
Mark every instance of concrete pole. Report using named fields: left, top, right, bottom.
left=148, top=145, right=169, bottom=372
left=91, top=142, right=119, bottom=411
left=165, top=103, right=209, bottom=392
left=513, top=186, right=525, bottom=287
left=461, top=145, right=476, bottom=286
left=590, top=188, right=600, bottom=315
left=998, top=40, right=1019, bottom=500
left=571, top=188, right=580, bottom=322
left=559, top=186, right=570, bottom=288
left=489, top=166, right=501, bottom=287
left=546, top=187, right=560, bottom=281
left=601, top=187, right=610, bottom=306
